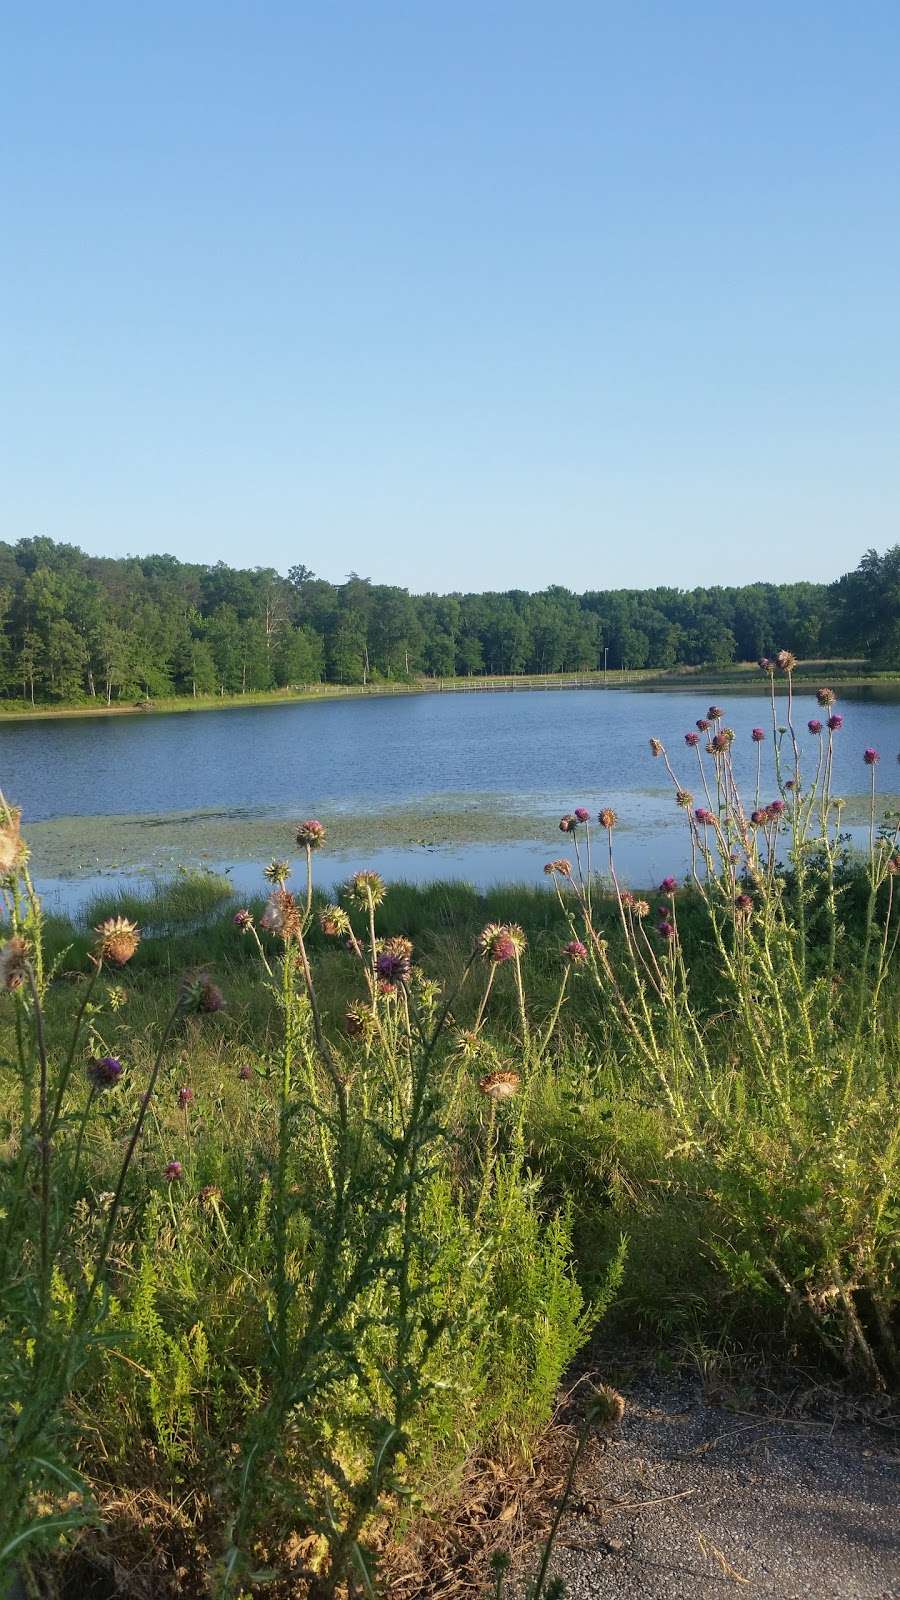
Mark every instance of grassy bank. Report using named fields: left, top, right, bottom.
left=1, top=674, right=899, bottom=1598
left=1, top=659, right=898, bottom=723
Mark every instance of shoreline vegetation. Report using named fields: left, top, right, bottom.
left=1, top=667, right=899, bottom=1598
left=1, top=658, right=899, bottom=723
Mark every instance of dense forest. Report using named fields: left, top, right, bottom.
left=0, top=538, right=897, bottom=704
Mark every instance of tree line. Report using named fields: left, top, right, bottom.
left=0, top=537, right=896, bottom=705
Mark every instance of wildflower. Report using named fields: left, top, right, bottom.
left=295, top=819, right=326, bottom=849
left=543, top=859, right=572, bottom=877
left=233, top=908, right=253, bottom=931
left=828, top=713, right=843, bottom=731
left=573, top=807, right=591, bottom=823
left=675, top=789, right=693, bottom=810
left=478, top=923, right=526, bottom=963
left=260, top=889, right=301, bottom=940
left=817, top=687, right=836, bottom=707
left=633, top=899, right=650, bottom=918
left=558, top=814, right=574, bottom=833
left=347, top=869, right=387, bottom=908
left=649, top=737, right=664, bottom=757
left=178, top=1086, right=195, bottom=1108
left=707, top=732, right=730, bottom=754
left=563, top=939, right=588, bottom=964
left=179, top=971, right=226, bottom=1014
left=887, top=853, right=900, bottom=876
left=776, top=650, right=797, bottom=671
left=656, top=920, right=675, bottom=941
left=586, top=1383, right=626, bottom=1434
left=0, top=936, right=29, bottom=992
left=478, top=1071, right=520, bottom=1101
left=94, top=916, right=141, bottom=967
left=344, top=1003, right=367, bottom=1037
left=734, top=893, right=753, bottom=916
left=758, top=656, right=773, bottom=671
left=750, top=808, right=767, bottom=825
left=751, top=727, right=765, bottom=743
left=164, top=1161, right=183, bottom=1182
left=620, top=888, right=634, bottom=907
left=808, top=719, right=823, bottom=735
left=864, top=748, right=880, bottom=765
left=694, top=807, right=715, bottom=825
left=263, top=859, right=291, bottom=885
left=598, top=807, right=617, bottom=829
left=106, top=985, right=127, bottom=1011
left=707, top=705, right=725, bottom=721
left=319, top=903, right=351, bottom=937
left=238, top=1064, right=253, bottom=1081
left=376, top=940, right=412, bottom=984
left=696, top=718, right=710, bottom=732
left=87, top=1055, right=123, bottom=1089
left=0, top=808, right=26, bottom=877
left=684, top=731, right=700, bottom=747
left=767, top=800, right=786, bottom=818
left=659, top=876, right=678, bottom=895
left=198, top=1185, right=222, bottom=1206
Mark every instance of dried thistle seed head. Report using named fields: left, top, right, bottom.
left=0, top=808, right=26, bottom=877
left=478, top=1070, right=521, bottom=1101
left=347, top=869, right=387, bottom=908
left=263, top=858, right=292, bottom=885
left=649, top=737, right=664, bottom=757
left=775, top=650, right=797, bottom=672
left=633, top=899, right=650, bottom=918
left=598, top=807, right=617, bottom=829
left=586, top=1383, right=626, bottom=1433
left=559, top=814, right=574, bottom=833
left=675, top=789, right=693, bottom=810
left=319, top=903, right=351, bottom=937
left=295, top=819, right=326, bottom=849
left=543, top=858, right=573, bottom=877
left=259, top=889, right=301, bottom=940
left=0, top=936, right=29, bottom=991
left=94, top=916, right=141, bottom=967
left=816, top=686, right=836, bottom=707
left=233, top=908, right=253, bottom=931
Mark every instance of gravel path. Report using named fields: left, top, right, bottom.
left=523, top=1375, right=900, bottom=1599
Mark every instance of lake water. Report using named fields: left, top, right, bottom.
left=1, top=688, right=897, bottom=913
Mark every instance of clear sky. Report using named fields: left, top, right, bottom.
left=2, top=2, right=899, bottom=593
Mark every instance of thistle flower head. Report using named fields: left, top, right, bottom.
left=620, top=889, right=634, bottom=907
left=87, top=1055, right=123, bottom=1089
left=633, top=899, right=651, bottom=918
left=864, top=747, right=880, bottom=765
left=94, top=916, right=141, bottom=967
left=807, top=719, right=823, bottom=735
left=179, top=970, right=226, bottom=1014
left=758, top=656, right=773, bottom=671
left=707, top=705, right=725, bottom=721
left=558, top=814, right=574, bottom=833
left=263, top=859, right=291, bottom=886
left=767, top=799, right=786, bottom=818
left=649, top=737, right=664, bottom=758
left=0, top=808, right=26, bottom=878
left=238, top=1063, right=253, bottom=1081
left=347, top=869, right=387, bottom=908
left=319, top=903, right=351, bottom=937
left=751, top=727, right=765, bottom=743
left=586, top=1383, right=626, bottom=1433
left=573, top=807, right=591, bottom=823
left=0, top=936, right=29, bottom=992
left=734, top=893, right=753, bottom=915
left=198, top=1184, right=223, bottom=1207
left=656, top=919, right=675, bottom=941
left=707, top=732, right=730, bottom=754
left=887, top=853, right=900, bottom=876
left=563, top=939, right=589, bottom=964
left=694, top=807, right=715, bottom=825
left=696, top=719, right=710, bottom=732
left=684, top=731, right=700, bottom=747
left=659, top=876, right=678, bottom=895
left=260, top=889, right=301, bottom=940
left=478, top=1070, right=521, bottom=1101
left=178, top=1085, right=195, bottom=1108
left=164, top=1160, right=183, bottom=1182
left=376, top=938, right=413, bottom=984
left=816, top=687, right=836, bottom=707
left=543, top=858, right=572, bottom=877
left=675, top=789, right=693, bottom=810
left=295, top=819, right=326, bottom=850
left=828, top=713, right=843, bottom=731
left=233, top=908, right=253, bottom=932
left=750, top=808, right=767, bottom=825
left=776, top=650, right=797, bottom=672
left=478, top=922, right=525, bottom=963
left=598, top=807, right=617, bottom=829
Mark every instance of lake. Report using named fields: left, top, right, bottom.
left=1, top=687, right=897, bottom=914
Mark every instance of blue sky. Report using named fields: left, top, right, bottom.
left=2, top=2, right=899, bottom=592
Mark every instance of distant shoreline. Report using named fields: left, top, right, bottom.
left=0, top=663, right=897, bottom=724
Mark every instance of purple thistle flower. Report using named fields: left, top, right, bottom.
left=707, top=705, right=725, bottom=721
left=696, top=718, right=710, bottom=732
left=178, top=1086, right=195, bottom=1108
left=233, top=908, right=253, bottom=931
left=659, top=876, right=678, bottom=895
left=295, top=819, right=326, bottom=849
left=573, top=807, right=591, bottom=823
left=767, top=800, right=786, bottom=818
left=164, top=1161, right=183, bottom=1182
left=563, top=939, right=589, bottom=964
left=694, top=807, right=715, bottom=825
left=684, top=731, right=700, bottom=747
left=376, top=947, right=411, bottom=984
left=734, top=893, right=753, bottom=915
left=828, top=714, right=843, bottom=731
left=751, top=727, right=765, bottom=743
left=750, top=808, right=767, bottom=825
left=864, top=748, right=880, bottom=765
left=808, top=719, right=823, bottom=734
left=87, top=1055, right=123, bottom=1090
left=238, top=1064, right=253, bottom=1081
left=758, top=656, right=773, bottom=670
left=656, top=920, right=675, bottom=940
